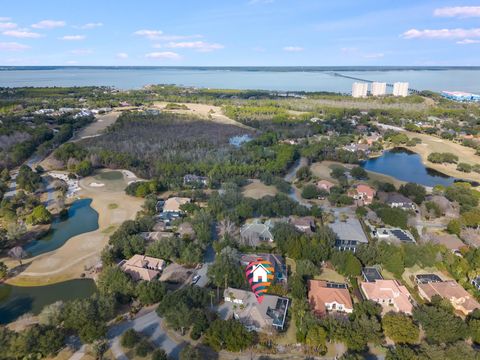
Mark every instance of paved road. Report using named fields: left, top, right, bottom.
left=69, top=310, right=185, bottom=360
left=195, top=244, right=215, bottom=288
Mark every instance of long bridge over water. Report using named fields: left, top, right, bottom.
left=331, top=72, right=421, bottom=94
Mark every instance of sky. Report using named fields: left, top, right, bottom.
left=1, top=0, right=480, bottom=66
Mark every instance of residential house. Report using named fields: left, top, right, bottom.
left=417, top=280, right=480, bottom=315
left=316, top=180, right=335, bottom=193
left=240, top=253, right=287, bottom=284
left=121, top=254, right=166, bottom=281
left=177, top=222, right=196, bottom=239
left=163, top=197, right=191, bottom=214
left=308, top=280, right=353, bottom=316
left=183, top=174, right=208, bottom=187
left=218, top=288, right=289, bottom=332
left=348, top=184, right=376, bottom=206
left=344, top=143, right=370, bottom=154
left=373, top=227, right=416, bottom=243
left=329, top=217, right=369, bottom=252
left=365, top=133, right=381, bottom=145
left=140, top=231, right=172, bottom=242
left=289, top=216, right=316, bottom=234
left=360, top=279, right=414, bottom=314
left=240, top=219, right=274, bottom=247
left=381, top=192, right=416, bottom=211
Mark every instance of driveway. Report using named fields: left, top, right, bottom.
left=108, top=311, right=185, bottom=360
left=194, top=244, right=215, bottom=288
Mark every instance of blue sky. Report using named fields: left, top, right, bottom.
left=1, top=0, right=480, bottom=66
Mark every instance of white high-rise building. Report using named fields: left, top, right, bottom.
left=352, top=82, right=368, bottom=98
left=393, top=82, right=409, bottom=97
left=371, top=82, right=387, bottom=96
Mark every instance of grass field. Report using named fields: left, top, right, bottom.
left=404, top=131, right=480, bottom=183
left=6, top=170, right=143, bottom=286
left=242, top=179, right=278, bottom=199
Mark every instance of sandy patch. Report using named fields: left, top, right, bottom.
left=7, top=171, right=143, bottom=286
left=72, top=111, right=121, bottom=141
left=310, top=161, right=406, bottom=188
left=89, top=182, right=105, bottom=187
left=242, top=179, right=278, bottom=199
left=154, top=101, right=252, bottom=130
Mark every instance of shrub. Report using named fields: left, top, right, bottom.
left=120, top=329, right=140, bottom=349
left=135, top=339, right=153, bottom=357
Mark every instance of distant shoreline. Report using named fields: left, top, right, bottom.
left=2, top=65, right=480, bottom=72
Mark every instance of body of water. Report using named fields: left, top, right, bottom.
left=1, top=66, right=480, bottom=93
left=361, top=149, right=455, bottom=187
left=0, top=279, right=96, bottom=324
left=24, top=198, right=99, bottom=257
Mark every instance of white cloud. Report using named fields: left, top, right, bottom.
left=145, top=51, right=181, bottom=60
left=116, top=52, right=129, bottom=59
left=457, top=38, right=480, bottom=45
left=69, top=48, right=93, bottom=55
left=283, top=46, right=304, bottom=52
left=75, top=22, right=103, bottom=29
left=402, top=28, right=480, bottom=39
left=65, top=60, right=78, bottom=65
left=0, top=42, right=29, bottom=51
left=3, top=29, right=43, bottom=38
left=134, top=29, right=163, bottom=39
left=164, top=41, right=224, bottom=52
left=434, top=6, right=480, bottom=18
left=0, top=17, right=11, bottom=22
left=60, top=35, right=86, bottom=41
left=0, top=22, right=17, bottom=29
left=363, top=52, right=384, bottom=59
left=31, top=20, right=66, bottom=29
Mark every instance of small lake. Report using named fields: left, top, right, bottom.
left=0, top=279, right=96, bottom=324
left=361, top=149, right=455, bottom=187
left=24, top=198, right=99, bottom=257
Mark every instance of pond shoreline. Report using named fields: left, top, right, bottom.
left=364, top=147, right=479, bottom=187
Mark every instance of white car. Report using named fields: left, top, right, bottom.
left=192, top=275, right=201, bottom=284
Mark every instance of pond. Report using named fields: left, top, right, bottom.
left=361, top=148, right=456, bottom=187
left=0, top=279, right=96, bottom=324
left=24, top=198, right=99, bottom=257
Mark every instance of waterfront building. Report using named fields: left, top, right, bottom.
left=352, top=82, right=368, bottom=98
left=393, top=82, right=409, bottom=97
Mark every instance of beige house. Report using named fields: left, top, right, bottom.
left=308, top=280, right=353, bottom=316
left=163, top=197, right=191, bottom=213
left=121, top=254, right=166, bottom=281
left=360, top=279, right=413, bottom=315
left=418, top=280, right=480, bottom=315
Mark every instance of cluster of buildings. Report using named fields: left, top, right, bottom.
left=352, top=82, right=409, bottom=98
left=441, top=91, right=480, bottom=103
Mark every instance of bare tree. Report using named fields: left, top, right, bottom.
left=8, top=246, right=27, bottom=265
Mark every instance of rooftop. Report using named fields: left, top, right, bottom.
left=219, top=288, right=289, bottom=331
left=329, top=217, right=368, bottom=243
left=308, top=280, right=353, bottom=316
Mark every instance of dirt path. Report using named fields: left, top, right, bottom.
left=6, top=170, right=143, bottom=286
